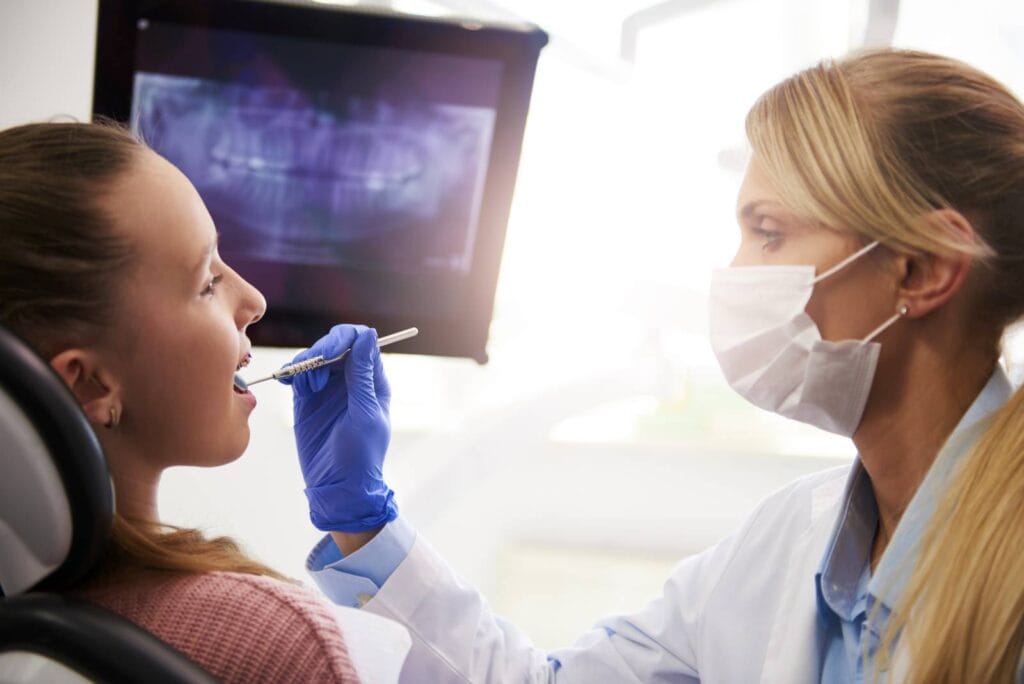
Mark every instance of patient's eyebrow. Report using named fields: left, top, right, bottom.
left=193, top=233, right=220, bottom=276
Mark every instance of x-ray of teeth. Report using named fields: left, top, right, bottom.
left=133, top=73, right=495, bottom=273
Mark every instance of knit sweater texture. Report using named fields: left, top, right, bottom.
left=75, top=570, right=361, bottom=683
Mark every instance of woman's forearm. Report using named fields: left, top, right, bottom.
left=330, top=528, right=383, bottom=556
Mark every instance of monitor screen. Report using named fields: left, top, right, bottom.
left=95, top=1, right=547, bottom=362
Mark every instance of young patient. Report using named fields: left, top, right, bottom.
left=0, top=121, right=406, bottom=683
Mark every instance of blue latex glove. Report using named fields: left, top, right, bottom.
left=282, top=325, right=397, bottom=532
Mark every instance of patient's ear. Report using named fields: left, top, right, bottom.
left=49, top=349, right=122, bottom=429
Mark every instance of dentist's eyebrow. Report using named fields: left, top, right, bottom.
left=738, top=200, right=773, bottom=221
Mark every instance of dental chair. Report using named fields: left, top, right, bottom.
left=0, top=324, right=216, bottom=683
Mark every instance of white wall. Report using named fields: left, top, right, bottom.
left=0, top=1, right=98, bottom=129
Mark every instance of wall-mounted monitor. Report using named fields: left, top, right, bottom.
left=94, top=0, right=547, bottom=363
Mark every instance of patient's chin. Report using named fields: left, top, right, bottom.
left=202, top=430, right=251, bottom=468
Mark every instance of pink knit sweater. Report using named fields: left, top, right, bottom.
left=74, top=570, right=360, bottom=683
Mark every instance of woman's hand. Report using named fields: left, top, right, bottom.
left=284, top=324, right=397, bottom=533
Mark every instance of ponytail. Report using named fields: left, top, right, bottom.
left=875, top=382, right=1024, bottom=681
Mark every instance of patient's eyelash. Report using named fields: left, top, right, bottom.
left=201, top=274, right=224, bottom=296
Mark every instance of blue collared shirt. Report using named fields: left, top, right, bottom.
left=816, top=367, right=1013, bottom=682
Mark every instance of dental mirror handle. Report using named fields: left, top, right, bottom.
left=246, top=327, right=418, bottom=387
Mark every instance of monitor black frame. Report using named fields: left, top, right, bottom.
left=94, top=0, right=548, bottom=363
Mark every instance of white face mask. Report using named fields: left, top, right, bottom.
left=709, top=241, right=905, bottom=437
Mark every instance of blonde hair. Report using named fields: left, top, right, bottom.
left=747, top=49, right=1024, bottom=680
left=883, top=388, right=1024, bottom=682
left=747, top=49, right=1024, bottom=327
left=83, top=515, right=290, bottom=586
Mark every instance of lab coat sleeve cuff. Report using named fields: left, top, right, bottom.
left=306, top=516, right=417, bottom=608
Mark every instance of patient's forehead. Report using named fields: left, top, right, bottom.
left=99, top=149, right=217, bottom=286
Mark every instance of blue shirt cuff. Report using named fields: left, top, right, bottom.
left=305, top=516, right=416, bottom=608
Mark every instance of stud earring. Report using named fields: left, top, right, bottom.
left=899, top=304, right=910, bottom=316
left=105, top=406, right=120, bottom=429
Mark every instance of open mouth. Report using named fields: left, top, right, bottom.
left=233, top=353, right=251, bottom=393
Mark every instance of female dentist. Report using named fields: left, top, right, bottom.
left=287, top=48, right=1024, bottom=681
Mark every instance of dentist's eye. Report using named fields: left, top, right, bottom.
left=201, top=274, right=224, bottom=297
left=752, top=227, right=783, bottom=251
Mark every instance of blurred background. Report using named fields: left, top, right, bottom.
left=3, top=0, right=1024, bottom=650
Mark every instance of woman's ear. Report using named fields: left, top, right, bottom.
left=895, top=209, right=975, bottom=318
left=49, top=349, right=122, bottom=429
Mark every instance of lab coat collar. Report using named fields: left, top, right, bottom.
left=760, top=472, right=847, bottom=683
left=867, top=365, right=1013, bottom=613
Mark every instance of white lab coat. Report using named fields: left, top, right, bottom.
left=327, top=368, right=1008, bottom=683
left=357, top=464, right=851, bottom=683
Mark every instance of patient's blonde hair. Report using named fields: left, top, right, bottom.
left=747, top=49, right=1024, bottom=681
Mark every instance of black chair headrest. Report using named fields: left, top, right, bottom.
left=0, top=593, right=218, bottom=683
left=0, top=325, right=113, bottom=596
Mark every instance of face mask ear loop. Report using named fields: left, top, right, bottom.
left=812, top=241, right=881, bottom=285
left=863, top=304, right=910, bottom=344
